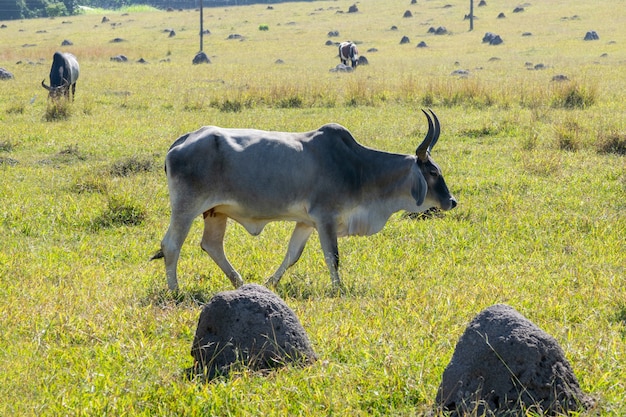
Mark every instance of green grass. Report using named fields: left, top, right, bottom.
left=1, top=0, right=625, bottom=415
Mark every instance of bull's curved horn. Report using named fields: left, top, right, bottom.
left=416, top=109, right=434, bottom=160
left=41, top=79, right=51, bottom=91
left=428, top=109, right=441, bottom=151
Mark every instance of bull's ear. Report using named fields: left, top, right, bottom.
left=416, top=109, right=434, bottom=161
left=411, top=174, right=426, bottom=206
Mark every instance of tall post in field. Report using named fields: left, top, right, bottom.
left=469, top=0, right=474, bottom=31
left=199, top=0, right=204, bottom=51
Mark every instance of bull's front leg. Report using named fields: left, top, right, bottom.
left=266, top=222, right=314, bottom=288
left=316, top=221, right=343, bottom=291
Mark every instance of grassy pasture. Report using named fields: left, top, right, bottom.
left=0, top=0, right=625, bottom=415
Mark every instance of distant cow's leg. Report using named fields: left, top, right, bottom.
left=71, top=83, right=76, bottom=101
left=200, top=211, right=244, bottom=288
left=160, top=214, right=195, bottom=291
left=316, top=221, right=342, bottom=289
left=266, top=222, right=314, bottom=287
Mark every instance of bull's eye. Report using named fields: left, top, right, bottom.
left=430, top=170, right=439, bottom=178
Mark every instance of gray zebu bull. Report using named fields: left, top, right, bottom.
left=339, top=41, right=359, bottom=68
left=41, top=51, right=80, bottom=101
left=153, top=110, right=456, bottom=291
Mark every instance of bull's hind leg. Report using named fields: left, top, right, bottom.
left=159, top=213, right=195, bottom=291
left=200, top=211, right=244, bottom=288
left=266, top=222, right=314, bottom=288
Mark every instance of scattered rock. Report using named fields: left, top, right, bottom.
left=327, top=30, right=339, bottom=37
left=192, top=51, right=210, bottom=64
left=403, top=10, right=413, bottom=18
left=137, top=58, right=148, bottom=64
left=191, top=284, right=317, bottom=379
left=513, top=6, right=525, bottom=12
left=584, top=30, right=599, bottom=41
left=0, top=68, right=14, bottom=79
left=400, top=35, right=410, bottom=44
left=61, top=39, right=73, bottom=46
left=110, top=55, right=128, bottom=62
left=451, top=69, right=470, bottom=76
left=168, top=30, right=176, bottom=37
left=497, top=12, right=506, bottom=18
left=357, top=56, right=368, bottom=65
left=417, top=41, right=428, bottom=48
left=110, top=37, right=125, bottom=43
left=347, top=4, right=358, bottom=13
left=227, top=33, right=244, bottom=40
left=489, top=34, right=503, bottom=45
left=330, top=63, right=353, bottom=72
left=522, top=32, right=532, bottom=36
left=552, top=74, right=569, bottom=82
left=366, top=47, right=378, bottom=53
left=478, top=0, right=487, bottom=6
left=482, top=32, right=502, bottom=45
left=436, top=304, right=594, bottom=416
left=274, top=59, right=284, bottom=64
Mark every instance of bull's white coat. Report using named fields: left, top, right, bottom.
left=155, top=112, right=456, bottom=290
left=339, top=41, right=359, bottom=68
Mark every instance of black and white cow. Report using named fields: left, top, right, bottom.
left=152, top=110, right=457, bottom=291
left=338, top=41, right=359, bottom=68
left=41, top=52, right=80, bottom=101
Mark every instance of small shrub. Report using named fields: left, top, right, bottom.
left=54, top=144, right=86, bottom=164
left=183, top=99, right=205, bottom=111
left=258, top=24, right=269, bottom=31
left=211, top=98, right=243, bottom=113
left=277, top=95, right=303, bottom=108
left=521, top=151, right=562, bottom=176
left=461, top=124, right=500, bottom=138
left=6, top=103, right=24, bottom=114
left=555, top=119, right=583, bottom=151
left=71, top=176, right=109, bottom=194
left=521, top=131, right=538, bottom=151
left=596, top=131, right=626, bottom=155
left=421, top=91, right=435, bottom=107
left=92, top=195, right=146, bottom=228
left=44, top=100, right=73, bottom=121
left=0, top=140, right=14, bottom=152
left=110, top=156, right=154, bottom=177
left=0, top=157, right=19, bottom=166
left=551, top=83, right=596, bottom=109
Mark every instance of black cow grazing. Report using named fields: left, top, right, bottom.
left=152, top=110, right=457, bottom=291
left=338, top=41, right=359, bottom=68
left=41, top=52, right=80, bottom=101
